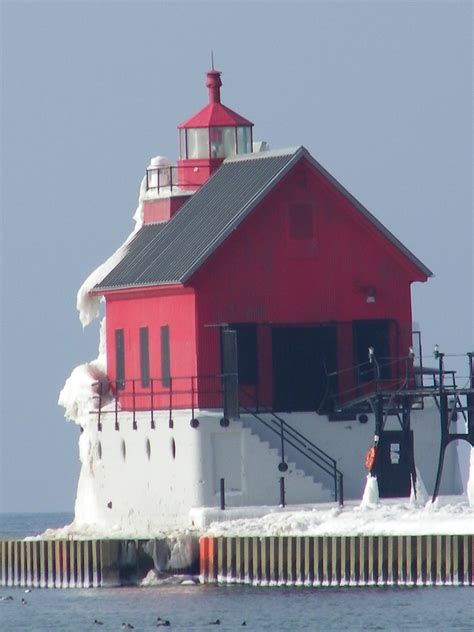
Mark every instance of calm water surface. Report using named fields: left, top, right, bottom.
left=0, top=514, right=472, bottom=631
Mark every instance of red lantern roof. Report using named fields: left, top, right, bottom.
left=178, top=70, right=253, bottom=129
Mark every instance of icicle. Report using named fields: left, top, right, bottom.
left=360, top=474, right=379, bottom=507
left=410, top=467, right=428, bottom=506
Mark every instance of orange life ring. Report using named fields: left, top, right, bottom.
left=365, top=446, right=376, bottom=470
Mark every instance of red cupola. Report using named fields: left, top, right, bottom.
left=177, top=69, right=254, bottom=188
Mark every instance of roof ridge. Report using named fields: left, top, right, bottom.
left=225, top=145, right=305, bottom=163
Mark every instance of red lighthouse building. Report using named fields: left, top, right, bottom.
left=69, top=68, right=460, bottom=530
left=92, top=69, right=431, bottom=419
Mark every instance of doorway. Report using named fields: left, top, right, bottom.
left=272, top=325, right=337, bottom=412
left=377, top=430, right=413, bottom=498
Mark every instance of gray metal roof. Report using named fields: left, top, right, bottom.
left=95, top=146, right=432, bottom=292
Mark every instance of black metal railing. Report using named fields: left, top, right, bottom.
left=145, top=165, right=206, bottom=194
left=95, top=374, right=231, bottom=431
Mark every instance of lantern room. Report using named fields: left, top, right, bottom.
left=177, top=69, right=254, bottom=188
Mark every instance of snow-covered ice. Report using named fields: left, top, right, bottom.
left=34, top=495, right=474, bottom=541
left=58, top=318, right=110, bottom=424
left=201, top=495, right=474, bottom=538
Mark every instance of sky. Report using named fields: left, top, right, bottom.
left=1, top=0, right=472, bottom=513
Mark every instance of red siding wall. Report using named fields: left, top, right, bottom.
left=102, top=157, right=426, bottom=411
left=105, top=287, right=196, bottom=409
left=191, top=159, right=424, bottom=404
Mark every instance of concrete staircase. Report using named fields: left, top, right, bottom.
left=234, top=418, right=333, bottom=505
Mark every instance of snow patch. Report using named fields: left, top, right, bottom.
left=202, top=496, right=474, bottom=537
left=410, top=467, right=429, bottom=506
left=467, top=446, right=474, bottom=507
left=76, top=156, right=161, bottom=327
left=58, top=318, right=110, bottom=424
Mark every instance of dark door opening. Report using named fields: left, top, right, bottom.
left=272, top=325, right=337, bottom=412
left=227, top=324, right=258, bottom=386
left=377, top=430, right=413, bottom=498
left=353, top=319, right=392, bottom=384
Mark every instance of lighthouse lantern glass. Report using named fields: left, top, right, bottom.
left=237, top=126, right=252, bottom=154
left=180, top=129, right=187, bottom=159
left=210, top=127, right=236, bottom=158
left=186, top=128, right=209, bottom=159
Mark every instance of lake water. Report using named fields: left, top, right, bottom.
left=1, top=514, right=473, bottom=631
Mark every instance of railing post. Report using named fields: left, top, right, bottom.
left=278, top=419, right=288, bottom=472
left=97, top=382, right=102, bottom=432
left=279, top=476, right=286, bottom=507
left=337, top=472, right=344, bottom=507
left=150, top=378, right=155, bottom=430
left=132, top=379, right=137, bottom=430
left=169, top=376, right=174, bottom=429
left=220, top=478, right=225, bottom=511
left=333, top=462, right=337, bottom=501
left=191, top=376, right=195, bottom=424
left=114, top=382, right=119, bottom=431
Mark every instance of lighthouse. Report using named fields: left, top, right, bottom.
left=142, top=69, right=253, bottom=224
left=60, top=68, right=464, bottom=535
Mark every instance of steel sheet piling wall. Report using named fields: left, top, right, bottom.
left=0, top=540, right=106, bottom=588
left=199, top=535, right=473, bottom=587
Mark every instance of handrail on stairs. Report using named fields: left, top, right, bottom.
left=239, top=389, right=343, bottom=505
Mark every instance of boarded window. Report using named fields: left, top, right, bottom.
left=161, top=325, right=171, bottom=387
left=289, top=203, right=313, bottom=240
left=115, top=329, right=125, bottom=390
left=140, top=327, right=150, bottom=387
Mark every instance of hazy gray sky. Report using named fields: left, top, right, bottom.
left=1, top=1, right=472, bottom=512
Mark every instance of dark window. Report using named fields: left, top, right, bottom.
left=289, top=203, right=313, bottom=240
left=161, top=325, right=170, bottom=387
left=139, top=327, right=150, bottom=387
left=225, top=324, right=258, bottom=385
left=115, top=329, right=125, bottom=390
left=353, top=320, right=391, bottom=383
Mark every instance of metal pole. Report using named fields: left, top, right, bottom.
left=220, top=478, right=225, bottom=510
left=279, top=477, right=286, bottom=507
left=337, top=472, right=344, bottom=507
left=279, top=419, right=288, bottom=472
left=432, top=352, right=447, bottom=502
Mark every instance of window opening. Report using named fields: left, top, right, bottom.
left=161, top=325, right=171, bottom=387
left=115, top=329, right=125, bottom=390
left=140, top=327, right=150, bottom=387
left=186, top=128, right=209, bottom=159
left=237, top=126, right=252, bottom=154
